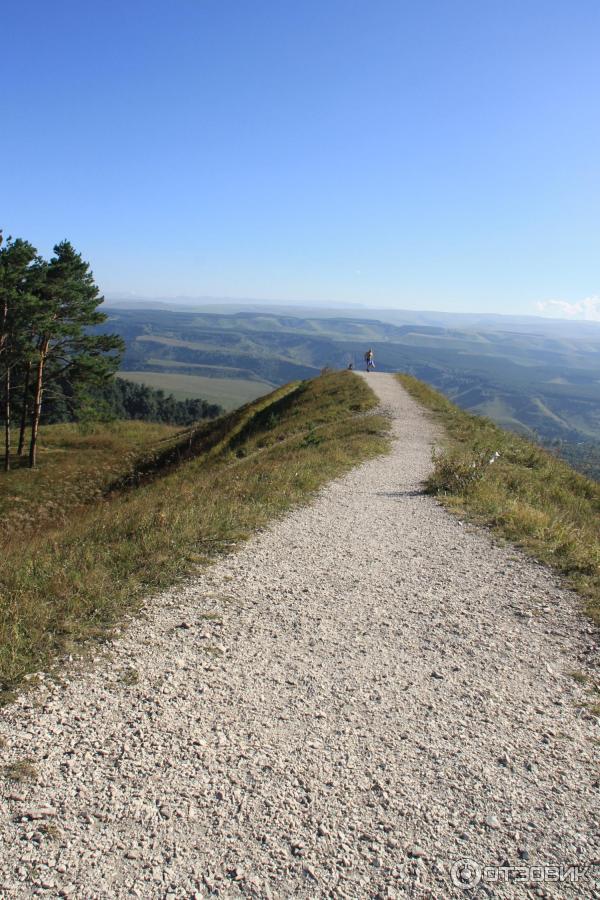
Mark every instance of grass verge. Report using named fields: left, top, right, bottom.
left=0, top=371, right=389, bottom=698
left=397, top=374, right=600, bottom=625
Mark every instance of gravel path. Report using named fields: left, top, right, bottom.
left=1, top=374, right=598, bottom=900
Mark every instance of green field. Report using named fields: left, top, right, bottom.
left=119, top=370, right=275, bottom=410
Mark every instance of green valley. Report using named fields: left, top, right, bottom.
left=105, top=305, right=600, bottom=472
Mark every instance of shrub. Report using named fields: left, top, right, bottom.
left=426, top=448, right=499, bottom=495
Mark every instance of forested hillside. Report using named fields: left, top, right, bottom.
left=98, top=378, right=222, bottom=425
left=40, top=377, right=222, bottom=427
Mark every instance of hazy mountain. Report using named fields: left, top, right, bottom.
left=104, top=297, right=600, bottom=338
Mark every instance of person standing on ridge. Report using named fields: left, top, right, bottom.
left=364, top=348, right=375, bottom=372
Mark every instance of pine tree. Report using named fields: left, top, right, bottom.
left=27, top=241, right=124, bottom=467
left=0, top=238, right=40, bottom=470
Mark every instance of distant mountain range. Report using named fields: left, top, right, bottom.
left=105, top=296, right=600, bottom=337
left=103, top=305, right=600, bottom=458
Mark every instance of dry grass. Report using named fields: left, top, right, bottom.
left=398, top=374, right=600, bottom=626
left=38, top=821, right=61, bottom=841
left=2, top=758, right=38, bottom=782
left=119, top=667, right=140, bottom=686
left=0, top=372, right=389, bottom=697
left=0, top=420, right=179, bottom=535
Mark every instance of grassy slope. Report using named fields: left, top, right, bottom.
left=0, top=420, right=179, bottom=535
left=398, top=374, right=600, bottom=625
left=0, top=372, right=389, bottom=698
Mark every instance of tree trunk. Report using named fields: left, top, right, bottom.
left=29, top=341, right=48, bottom=469
left=0, top=294, right=7, bottom=358
left=17, top=360, right=31, bottom=456
left=4, top=366, right=10, bottom=472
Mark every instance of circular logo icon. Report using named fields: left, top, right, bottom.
left=451, top=858, right=482, bottom=889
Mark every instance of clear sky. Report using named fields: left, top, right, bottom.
left=2, top=1, right=599, bottom=317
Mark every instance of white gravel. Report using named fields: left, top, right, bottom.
left=0, top=373, right=598, bottom=900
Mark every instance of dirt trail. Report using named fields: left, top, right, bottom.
left=1, top=373, right=598, bottom=899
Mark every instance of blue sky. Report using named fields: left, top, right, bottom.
left=2, top=1, right=599, bottom=317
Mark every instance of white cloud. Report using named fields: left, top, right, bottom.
left=535, top=296, right=600, bottom=321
